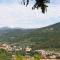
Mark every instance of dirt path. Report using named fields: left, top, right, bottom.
left=41, top=59, right=60, bottom=60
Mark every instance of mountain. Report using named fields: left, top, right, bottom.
left=0, top=22, right=60, bottom=49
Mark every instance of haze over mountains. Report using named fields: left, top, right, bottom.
left=0, top=22, right=60, bottom=49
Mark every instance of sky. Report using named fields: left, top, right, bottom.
left=0, top=0, right=60, bottom=29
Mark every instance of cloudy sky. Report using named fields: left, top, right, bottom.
left=0, top=0, right=60, bottom=28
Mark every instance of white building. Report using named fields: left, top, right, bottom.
left=25, top=46, right=32, bottom=52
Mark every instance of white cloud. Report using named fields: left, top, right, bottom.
left=0, top=2, right=60, bottom=28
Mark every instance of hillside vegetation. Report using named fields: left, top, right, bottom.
left=0, top=22, right=60, bottom=49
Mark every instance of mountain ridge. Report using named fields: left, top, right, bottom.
left=0, top=22, right=60, bottom=49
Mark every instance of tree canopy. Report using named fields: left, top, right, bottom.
left=18, top=0, right=50, bottom=13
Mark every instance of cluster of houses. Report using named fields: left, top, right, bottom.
left=35, top=49, right=60, bottom=59
left=0, top=43, right=22, bottom=52
left=0, top=43, right=60, bottom=59
left=0, top=43, right=32, bottom=52
left=0, top=43, right=12, bottom=51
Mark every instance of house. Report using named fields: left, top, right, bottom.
left=0, top=45, right=6, bottom=49
left=35, top=49, right=47, bottom=58
left=25, top=46, right=32, bottom=52
left=0, top=43, right=12, bottom=51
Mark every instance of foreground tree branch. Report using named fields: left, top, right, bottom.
left=18, top=0, right=50, bottom=13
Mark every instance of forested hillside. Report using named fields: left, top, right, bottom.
left=0, top=22, right=60, bottom=49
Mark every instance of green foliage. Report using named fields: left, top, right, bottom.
left=18, top=0, right=50, bottom=13
left=34, top=52, right=41, bottom=60
left=0, top=22, right=60, bottom=49
left=0, top=49, right=12, bottom=60
left=16, top=54, right=23, bottom=60
left=16, top=51, right=25, bottom=56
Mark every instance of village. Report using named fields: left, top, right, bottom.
left=0, top=43, right=60, bottom=59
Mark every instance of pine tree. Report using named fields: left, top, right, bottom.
left=18, top=0, right=50, bottom=13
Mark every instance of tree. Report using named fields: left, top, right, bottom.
left=18, top=0, right=50, bottom=13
